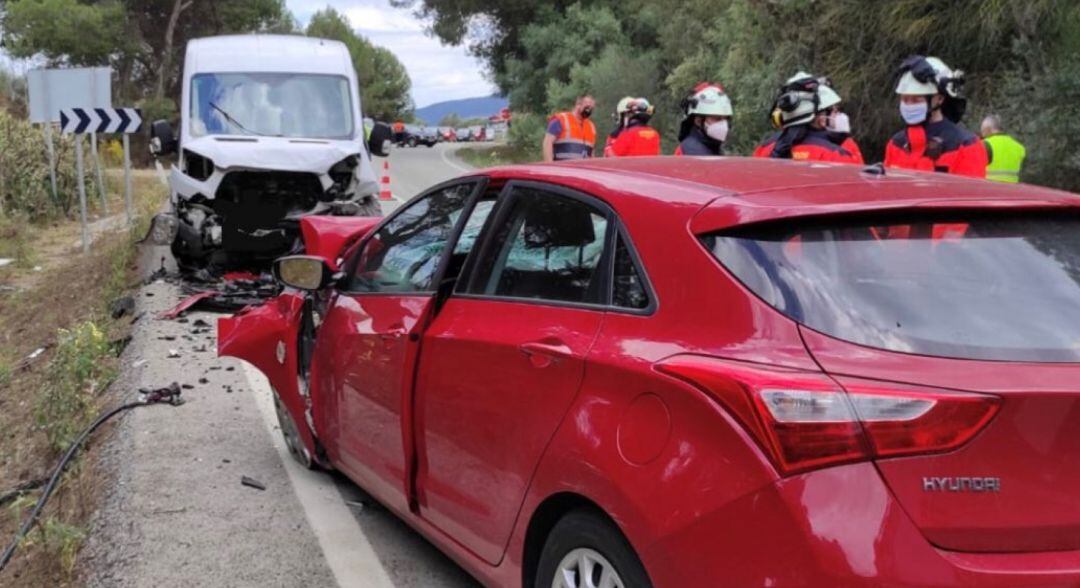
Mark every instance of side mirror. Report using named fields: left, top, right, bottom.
left=273, top=255, right=338, bottom=291
left=150, top=119, right=177, bottom=156
left=367, top=122, right=393, bottom=157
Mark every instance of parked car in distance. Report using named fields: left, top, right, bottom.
left=221, top=157, right=1080, bottom=587
left=439, top=127, right=457, bottom=142
left=398, top=124, right=438, bottom=148
left=455, top=127, right=472, bottom=142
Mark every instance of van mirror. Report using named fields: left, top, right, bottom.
left=273, top=255, right=336, bottom=291
left=150, top=120, right=177, bottom=156
left=368, top=122, right=393, bottom=157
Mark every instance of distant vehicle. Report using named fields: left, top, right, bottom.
left=469, top=125, right=483, bottom=142
left=225, top=157, right=1080, bottom=587
left=399, top=124, right=438, bottom=148
left=440, top=127, right=457, bottom=142
left=455, top=127, right=473, bottom=142
left=146, top=34, right=392, bottom=273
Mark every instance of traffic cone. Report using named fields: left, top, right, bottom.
left=379, top=160, right=393, bottom=201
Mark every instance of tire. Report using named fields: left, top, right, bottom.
left=272, top=388, right=316, bottom=470
left=407, top=137, right=418, bottom=148
left=536, top=509, right=652, bottom=588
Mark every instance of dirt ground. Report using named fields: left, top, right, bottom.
left=0, top=170, right=166, bottom=586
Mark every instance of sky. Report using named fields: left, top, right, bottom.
left=286, top=0, right=496, bottom=108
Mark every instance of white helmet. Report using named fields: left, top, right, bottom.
left=685, top=83, right=733, bottom=117
left=771, top=73, right=827, bottom=128
left=895, top=56, right=955, bottom=96
left=615, top=96, right=634, bottom=115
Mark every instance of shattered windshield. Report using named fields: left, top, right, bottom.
left=190, top=73, right=354, bottom=139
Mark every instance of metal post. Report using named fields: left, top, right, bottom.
left=122, top=134, right=133, bottom=225
left=75, top=136, right=90, bottom=254
left=43, top=123, right=59, bottom=206
left=90, top=131, right=108, bottom=215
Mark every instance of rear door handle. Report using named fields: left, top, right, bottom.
left=379, top=325, right=407, bottom=343
left=519, top=340, right=572, bottom=367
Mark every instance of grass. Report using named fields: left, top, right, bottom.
left=0, top=169, right=166, bottom=586
left=456, top=143, right=541, bottom=168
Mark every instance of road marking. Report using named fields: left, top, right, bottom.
left=242, top=362, right=397, bottom=588
left=440, top=145, right=473, bottom=173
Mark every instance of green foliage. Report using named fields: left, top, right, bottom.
left=35, top=321, right=116, bottom=452
left=305, top=7, right=414, bottom=122
left=0, top=110, right=98, bottom=221
left=410, top=0, right=1080, bottom=191
left=2, top=0, right=132, bottom=66
left=506, top=112, right=545, bottom=161
left=438, top=113, right=463, bottom=127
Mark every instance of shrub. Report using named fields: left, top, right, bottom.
left=34, top=321, right=116, bottom=451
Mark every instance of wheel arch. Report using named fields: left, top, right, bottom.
left=521, top=492, right=624, bottom=588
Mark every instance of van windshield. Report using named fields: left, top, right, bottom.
left=704, top=212, right=1080, bottom=362
left=190, top=73, right=354, bottom=139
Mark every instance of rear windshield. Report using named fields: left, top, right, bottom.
left=704, top=212, right=1080, bottom=362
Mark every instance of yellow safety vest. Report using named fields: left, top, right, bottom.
left=984, top=133, right=1026, bottom=183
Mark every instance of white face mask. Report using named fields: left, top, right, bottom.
left=827, top=112, right=851, bottom=134
left=705, top=120, right=729, bottom=142
left=900, top=101, right=928, bottom=125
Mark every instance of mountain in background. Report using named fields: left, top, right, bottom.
left=415, top=94, right=508, bottom=125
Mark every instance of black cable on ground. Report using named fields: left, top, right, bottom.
left=0, top=383, right=184, bottom=573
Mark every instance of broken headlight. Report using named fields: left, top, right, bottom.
left=146, top=213, right=180, bottom=246
left=182, top=149, right=215, bottom=181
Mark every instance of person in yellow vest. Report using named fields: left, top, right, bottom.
left=542, top=94, right=597, bottom=162
left=981, top=115, right=1026, bottom=183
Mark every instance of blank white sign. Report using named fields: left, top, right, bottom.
left=27, top=67, right=112, bottom=123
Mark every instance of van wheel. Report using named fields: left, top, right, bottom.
left=536, top=509, right=652, bottom=588
left=272, top=389, right=315, bottom=469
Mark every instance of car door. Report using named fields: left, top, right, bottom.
left=414, top=182, right=613, bottom=564
left=315, top=179, right=487, bottom=511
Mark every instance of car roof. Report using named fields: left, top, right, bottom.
left=186, top=35, right=352, bottom=76
left=480, top=157, right=1080, bottom=230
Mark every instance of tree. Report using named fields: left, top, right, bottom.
left=305, top=7, right=414, bottom=121
left=438, top=113, right=463, bottom=127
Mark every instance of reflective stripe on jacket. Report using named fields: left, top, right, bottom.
left=884, top=121, right=988, bottom=178
left=984, top=133, right=1026, bottom=183
left=549, top=112, right=596, bottom=160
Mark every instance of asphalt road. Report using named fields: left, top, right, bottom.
left=82, top=143, right=482, bottom=588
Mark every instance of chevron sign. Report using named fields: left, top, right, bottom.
left=59, top=108, right=142, bottom=134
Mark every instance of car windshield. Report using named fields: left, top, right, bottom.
left=190, top=73, right=353, bottom=139
left=704, top=211, right=1080, bottom=362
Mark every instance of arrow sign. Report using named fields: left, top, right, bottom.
left=60, top=107, right=142, bottom=134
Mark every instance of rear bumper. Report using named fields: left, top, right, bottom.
left=641, top=462, right=1080, bottom=586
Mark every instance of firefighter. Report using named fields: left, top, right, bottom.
left=752, top=73, right=862, bottom=163
left=603, top=96, right=635, bottom=157
left=607, top=98, right=661, bottom=157
left=675, top=83, right=732, bottom=156
left=884, top=55, right=987, bottom=177
left=543, top=94, right=597, bottom=162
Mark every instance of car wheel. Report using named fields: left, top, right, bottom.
left=408, top=137, right=417, bottom=147
left=272, top=388, right=315, bottom=469
left=536, top=509, right=652, bottom=588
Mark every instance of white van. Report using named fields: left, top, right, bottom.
left=148, top=34, right=391, bottom=272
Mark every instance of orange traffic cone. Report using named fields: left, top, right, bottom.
left=379, top=160, right=393, bottom=201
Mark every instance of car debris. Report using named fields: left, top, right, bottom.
left=168, top=349, right=181, bottom=358
left=240, top=476, right=266, bottom=491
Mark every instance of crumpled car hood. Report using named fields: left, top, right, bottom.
left=182, top=135, right=360, bottom=173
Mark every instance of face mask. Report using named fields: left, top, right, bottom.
left=705, top=120, right=729, bottom=142
left=827, top=112, right=851, bottom=134
left=900, top=101, right=928, bottom=125
left=581, top=107, right=593, bottom=119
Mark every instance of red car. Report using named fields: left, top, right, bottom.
left=220, top=157, right=1080, bottom=587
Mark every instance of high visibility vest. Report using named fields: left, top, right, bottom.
left=549, top=112, right=596, bottom=160
left=984, top=133, right=1026, bottom=183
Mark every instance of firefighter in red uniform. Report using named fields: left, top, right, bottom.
left=752, top=73, right=862, bottom=164
left=608, top=98, right=661, bottom=157
left=884, top=55, right=987, bottom=177
left=603, top=97, right=634, bottom=157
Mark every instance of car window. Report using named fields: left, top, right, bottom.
left=470, top=186, right=609, bottom=304
left=347, top=182, right=476, bottom=293
left=612, top=234, right=650, bottom=310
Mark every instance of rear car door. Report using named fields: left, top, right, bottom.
left=314, top=179, right=484, bottom=511
left=414, top=182, right=613, bottom=564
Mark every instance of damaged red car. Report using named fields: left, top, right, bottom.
left=220, top=157, right=1080, bottom=587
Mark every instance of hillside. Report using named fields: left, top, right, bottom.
left=415, top=94, right=508, bottom=125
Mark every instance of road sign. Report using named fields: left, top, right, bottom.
left=60, top=108, right=143, bottom=135
left=28, top=68, right=112, bottom=124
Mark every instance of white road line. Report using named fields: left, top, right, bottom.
left=440, top=145, right=474, bottom=173
left=242, top=362, right=397, bottom=588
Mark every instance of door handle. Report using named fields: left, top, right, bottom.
left=519, top=340, right=572, bottom=368
left=379, top=325, right=407, bottom=342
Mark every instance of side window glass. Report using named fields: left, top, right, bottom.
left=473, top=187, right=609, bottom=304
left=612, top=235, right=650, bottom=309
left=348, top=182, right=475, bottom=293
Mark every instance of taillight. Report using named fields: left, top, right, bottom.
left=656, top=355, right=1000, bottom=475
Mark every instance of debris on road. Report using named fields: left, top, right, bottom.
left=168, top=349, right=180, bottom=358
left=241, top=476, right=267, bottom=491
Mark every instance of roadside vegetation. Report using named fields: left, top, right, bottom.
left=455, top=112, right=545, bottom=167
left=0, top=167, right=164, bottom=586
left=401, top=0, right=1080, bottom=191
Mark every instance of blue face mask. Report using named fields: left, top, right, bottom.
left=900, top=101, right=928, bottom=125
